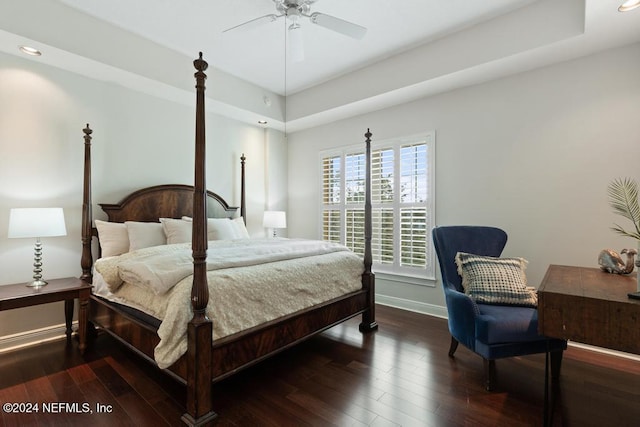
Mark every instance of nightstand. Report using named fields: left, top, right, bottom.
left=0, top=277, right=92, bottom=354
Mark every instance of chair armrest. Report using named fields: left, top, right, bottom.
left=443, top=284, right=479, bottom=351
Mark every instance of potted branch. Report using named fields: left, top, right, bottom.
left=607, top=177, right=640, bottom=292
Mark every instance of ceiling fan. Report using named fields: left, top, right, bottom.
left=223, top=0, right=367, bottom=61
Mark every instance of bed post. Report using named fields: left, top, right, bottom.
left=359, top=128, right=378, bottom=332
left=80, top=124, right=93, bottom=284
left=182, top=52, right=216, bottom=427
left=240, top=153, right=246, bottom=224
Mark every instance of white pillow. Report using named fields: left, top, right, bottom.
left=95, top=220, right=129, bottom=257
left=160, top=218, right=192, bottom=244
left=182, top=216, right=249, bottom=240
left=206, top=218, right=236, bottom=240
left=125, top=221, right=166, bottom=251
left=181, top=216, right=214, bottom=240
left=231, top=217, right=250, bottom=239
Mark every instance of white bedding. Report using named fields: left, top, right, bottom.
left=94, top=238, right=364, bottom=368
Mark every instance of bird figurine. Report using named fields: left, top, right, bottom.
left=598, top=248, right=637, bottom=274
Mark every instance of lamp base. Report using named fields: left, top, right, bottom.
left=27, top=279, right=48, bottom=288
left=28, top=238, right=47, bottom=288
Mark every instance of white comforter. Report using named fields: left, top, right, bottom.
left=94, top=238, right=364, bottom=368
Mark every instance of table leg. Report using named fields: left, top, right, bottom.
left=64, top=299, right=74, bottom=340
left=544, top=350, right=549, bottom=427
left=78, top=289, right=90, bottom=355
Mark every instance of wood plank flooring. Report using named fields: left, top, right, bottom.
left=0, top=305, right=639, bottom=426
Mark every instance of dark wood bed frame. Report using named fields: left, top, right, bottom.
left=79, top=53, right=377, bottom=425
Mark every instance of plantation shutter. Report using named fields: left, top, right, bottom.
left=322, top=155, right=341, bottom=243
left=320, top=133, right=434, bottom=278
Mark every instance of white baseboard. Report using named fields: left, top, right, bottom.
left=568, top=341, right=640, bottom=362
left=0, top=322, right=73, bottom=354
left=376, top=294, right=448, bottom=319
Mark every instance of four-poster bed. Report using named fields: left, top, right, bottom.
left=79, top=53, right=377, bottom=425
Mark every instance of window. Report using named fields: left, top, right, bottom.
left=321, top=133, right=435, bottom=279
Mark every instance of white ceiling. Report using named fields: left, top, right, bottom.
left=1, top=0, right=640, bottom=131
left=57, top=0, right=537, bottom=95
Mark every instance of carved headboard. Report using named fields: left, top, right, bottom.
left=99, top=184, right=238, bottom=222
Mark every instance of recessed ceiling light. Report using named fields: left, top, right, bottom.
left=19, top=46, right=42, bottom=56
left=619, top=0, right=640, bottom=12
left=258, top=120, right=268, bottom=125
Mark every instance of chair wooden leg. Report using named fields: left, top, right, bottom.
left=483, top=358, right=495, bottom=391
left=550, top=349, right=564, bottom=382
left=448, top=336, right=459, bottom=357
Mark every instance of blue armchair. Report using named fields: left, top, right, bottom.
left=432, top=225, right=566, bottom=390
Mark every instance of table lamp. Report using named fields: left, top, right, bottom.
left=263, top=211, right=287, bottom=238
left=8, top=207, right=67, bottom=287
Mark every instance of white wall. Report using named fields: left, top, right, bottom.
left=288, top=42, right=640, bottom=314
left=264, top=128, right=289, bottom=237
left=0, top=51, right=283, bottom=341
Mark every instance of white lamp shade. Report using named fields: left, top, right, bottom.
left=8, top=208, right=67, bottom=238
left=263, top=211, right=287, bottom=229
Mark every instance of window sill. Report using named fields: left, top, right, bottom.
left=373, top=271, right=436, bottom=287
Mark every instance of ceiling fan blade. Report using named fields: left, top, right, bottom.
left=223, top=14, right=282, bottom=33
left=288, top=24, right=304, bottom=62
left=308, top=12, right=367, bottom=39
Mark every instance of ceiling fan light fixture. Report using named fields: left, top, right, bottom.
left=224, top=0, right=367, bottom=40
left=285, top=5, right=301, bottom=19
left=619, top=0, right=640, bottom=12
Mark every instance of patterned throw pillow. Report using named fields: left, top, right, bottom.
left=454, top=252, right=538, bottom=307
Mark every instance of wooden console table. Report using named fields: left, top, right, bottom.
left=538, top=265, right=640, bottom=426
left=0, top=277, right=92, bottom=354
left=538, top=264, right=640, bottom=354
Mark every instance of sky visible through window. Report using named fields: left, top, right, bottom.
left=321, top=137, right=433, bottom=276
left=337, top=144, right=427, bottom=204
left=401, top=143, right=427, bottom=203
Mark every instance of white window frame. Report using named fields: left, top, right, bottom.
left=319, top=132, right=436, bottom=281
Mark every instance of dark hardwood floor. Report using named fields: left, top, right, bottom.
left=0, top=305, right=639, bottom=426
